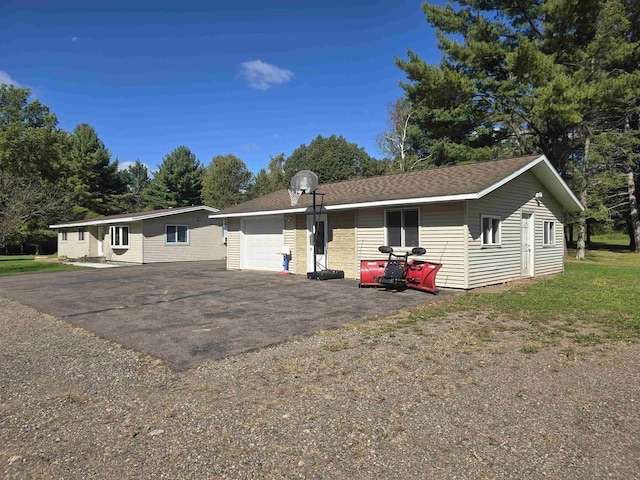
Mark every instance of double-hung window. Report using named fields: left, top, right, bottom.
left=481, top=215, right=501, bottom=246
left=78, top=229, right=85, bottom=242
left=543, top=220, right=555, bottom=246
left=166, top=225, right=188, bottom=244
left=385, top=209, right=419, bottom=247
left=61, top=231, right=68, bottom=242
left=109, top=225, right=130, bottom=249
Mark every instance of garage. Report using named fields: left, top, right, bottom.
left=240, top=216, right=284, bottom=271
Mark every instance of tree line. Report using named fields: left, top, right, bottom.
left=3, top=0, right=638, bottom=255
left=0, top=84, right=387, bottom=253
left=378, top=0, right=639, bottom=254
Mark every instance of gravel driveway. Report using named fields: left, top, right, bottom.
left=2, top=296, right=639, bottom=479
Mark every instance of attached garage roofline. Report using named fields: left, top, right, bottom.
left=209, top=155, right=584, bottom=218
left=209, top=193, right=477, bottom=219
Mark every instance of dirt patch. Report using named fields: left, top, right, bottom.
left=1, top=296, right=638, bottom=479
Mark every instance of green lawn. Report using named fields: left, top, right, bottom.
left=414, top=244, right=640, bottom=344
left=0, top=256, right=81, bottom=276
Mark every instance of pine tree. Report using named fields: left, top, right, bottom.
left=146, top=146, right=203, bottom=209
left=62, top=123, right=126, bottom=218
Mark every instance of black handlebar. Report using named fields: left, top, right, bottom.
left=378, top=246, right=426, bottom=258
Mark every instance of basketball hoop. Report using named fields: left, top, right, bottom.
left=288, top=189, right=302, bottom=206
left=288, top=170, right=318, bottom=207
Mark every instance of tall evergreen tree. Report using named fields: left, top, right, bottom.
left=121, top=160, right=151, bottom=212
left=146, top=146, right=203, bottom=209
left=202, top=154, right=252, bottom=208
left=62, top=123, right=126, bottom=218
left=397, top=0, right=640, bottom=255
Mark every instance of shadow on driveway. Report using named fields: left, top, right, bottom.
left=0, top=261, right=459, bottom=371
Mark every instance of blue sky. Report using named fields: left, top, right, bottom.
left=1, top=0, right=443, bottom=174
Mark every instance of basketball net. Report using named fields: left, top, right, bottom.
left=288, top=189, right=302, bottom=206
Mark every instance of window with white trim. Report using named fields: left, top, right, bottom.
left=481, top=215, right=501, bottom=246
left=385, top=209, right=419, bottom=247
left=109, top=225, right=130, bottom=249
left=543, top=220, right=555, bottom=246
left=78, top=229, right=85, bottom=242
left=166, top=225, right=189, bottom=244
left=222, top=219, right=228, bottom=244
left=61, top=231, right=68, bottom=242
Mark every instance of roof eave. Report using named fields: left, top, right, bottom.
left=476, top=154, right=584, bottom=212
left=50, top=206, right=219, bottom=229
left=208, top=193, right=478, bottom=218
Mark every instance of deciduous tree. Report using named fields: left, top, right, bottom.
left=202, top=154, right=252, bottom=208
left=248, top=154, right=287, bottom=198
left=284, top=134, right=385, bottom=184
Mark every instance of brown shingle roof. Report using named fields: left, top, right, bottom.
left=218, top=155, right=541, bottom=215
left=50, top=205, right=217, bottom=228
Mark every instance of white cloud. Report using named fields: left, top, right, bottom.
left=118, top=160, right=151, bottom=172
left=0, top=71, right=21, bottom=87
left=72, top=36, right=79, bottom=42
left=241, top=143, right=260, bottom=152
left=239, top=60, right=293, bottom=90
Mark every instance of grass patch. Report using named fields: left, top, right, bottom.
left=413, top=248, right=640, bottom=343
left=0, top=255, right=80, bottom=276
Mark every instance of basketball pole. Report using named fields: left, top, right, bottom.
left=312, top=189, right=317, bottom=275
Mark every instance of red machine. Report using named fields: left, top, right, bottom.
left=359, top=246, right=442, bottom=294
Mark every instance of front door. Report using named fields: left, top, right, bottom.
left=521, top=213, right=533, bottom=277
left=307, top=214, right=327, bottom=272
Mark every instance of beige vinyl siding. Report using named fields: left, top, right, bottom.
left=104, top=222, right=143, bottom=263
left=57, top=229, right=92, bottom=259
left=467, top=171, right=564, bottom=288
left=355, top=207, right=386, bottom=268
left=294, top=214, right=307, bottom=275
left=142, top=212, right=225, bottom=263
left=533, top=187, right=564, bottom=277
left=284, top=217, right=296, bottom=273
left=354, top=205, right=465, bottom=288
left=420, top=202, right=466, bottom=289
left=226, top=218, right=241, bottom=270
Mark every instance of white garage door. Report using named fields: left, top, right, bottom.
left=241, top=216, right=284, bottom=271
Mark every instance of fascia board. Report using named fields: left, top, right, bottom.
left=476, top=154, right=546, bottom=199
left=208, top=193, right=477, bottom=219
left=475, top=154, right=584, bottom=212
left=50, top=206, right=219, bottom=229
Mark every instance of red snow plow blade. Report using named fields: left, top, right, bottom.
left=359, top=246, right=442, bottom=294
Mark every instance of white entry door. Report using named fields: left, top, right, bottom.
left=307, top=214, right=327, bottom=272
left=521, top=213, right=533, bottom=277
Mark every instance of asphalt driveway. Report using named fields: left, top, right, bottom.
left=0, top=261, right=457, bottom=370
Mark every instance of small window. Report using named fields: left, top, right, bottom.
left=61, top=231, right=68, bottom=242
left=482, top=215, right=501, bottom=246
left=109, top=225, right=130, bottom=249
left=222, top=219, right=228, bottom=243
left=385, top=209, right=419, bottom=247
left=78, top=229, right=85, bottom=242
left=166, top=225, right=189, bottom=244
left=543, top=221, right=555, bottom=246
